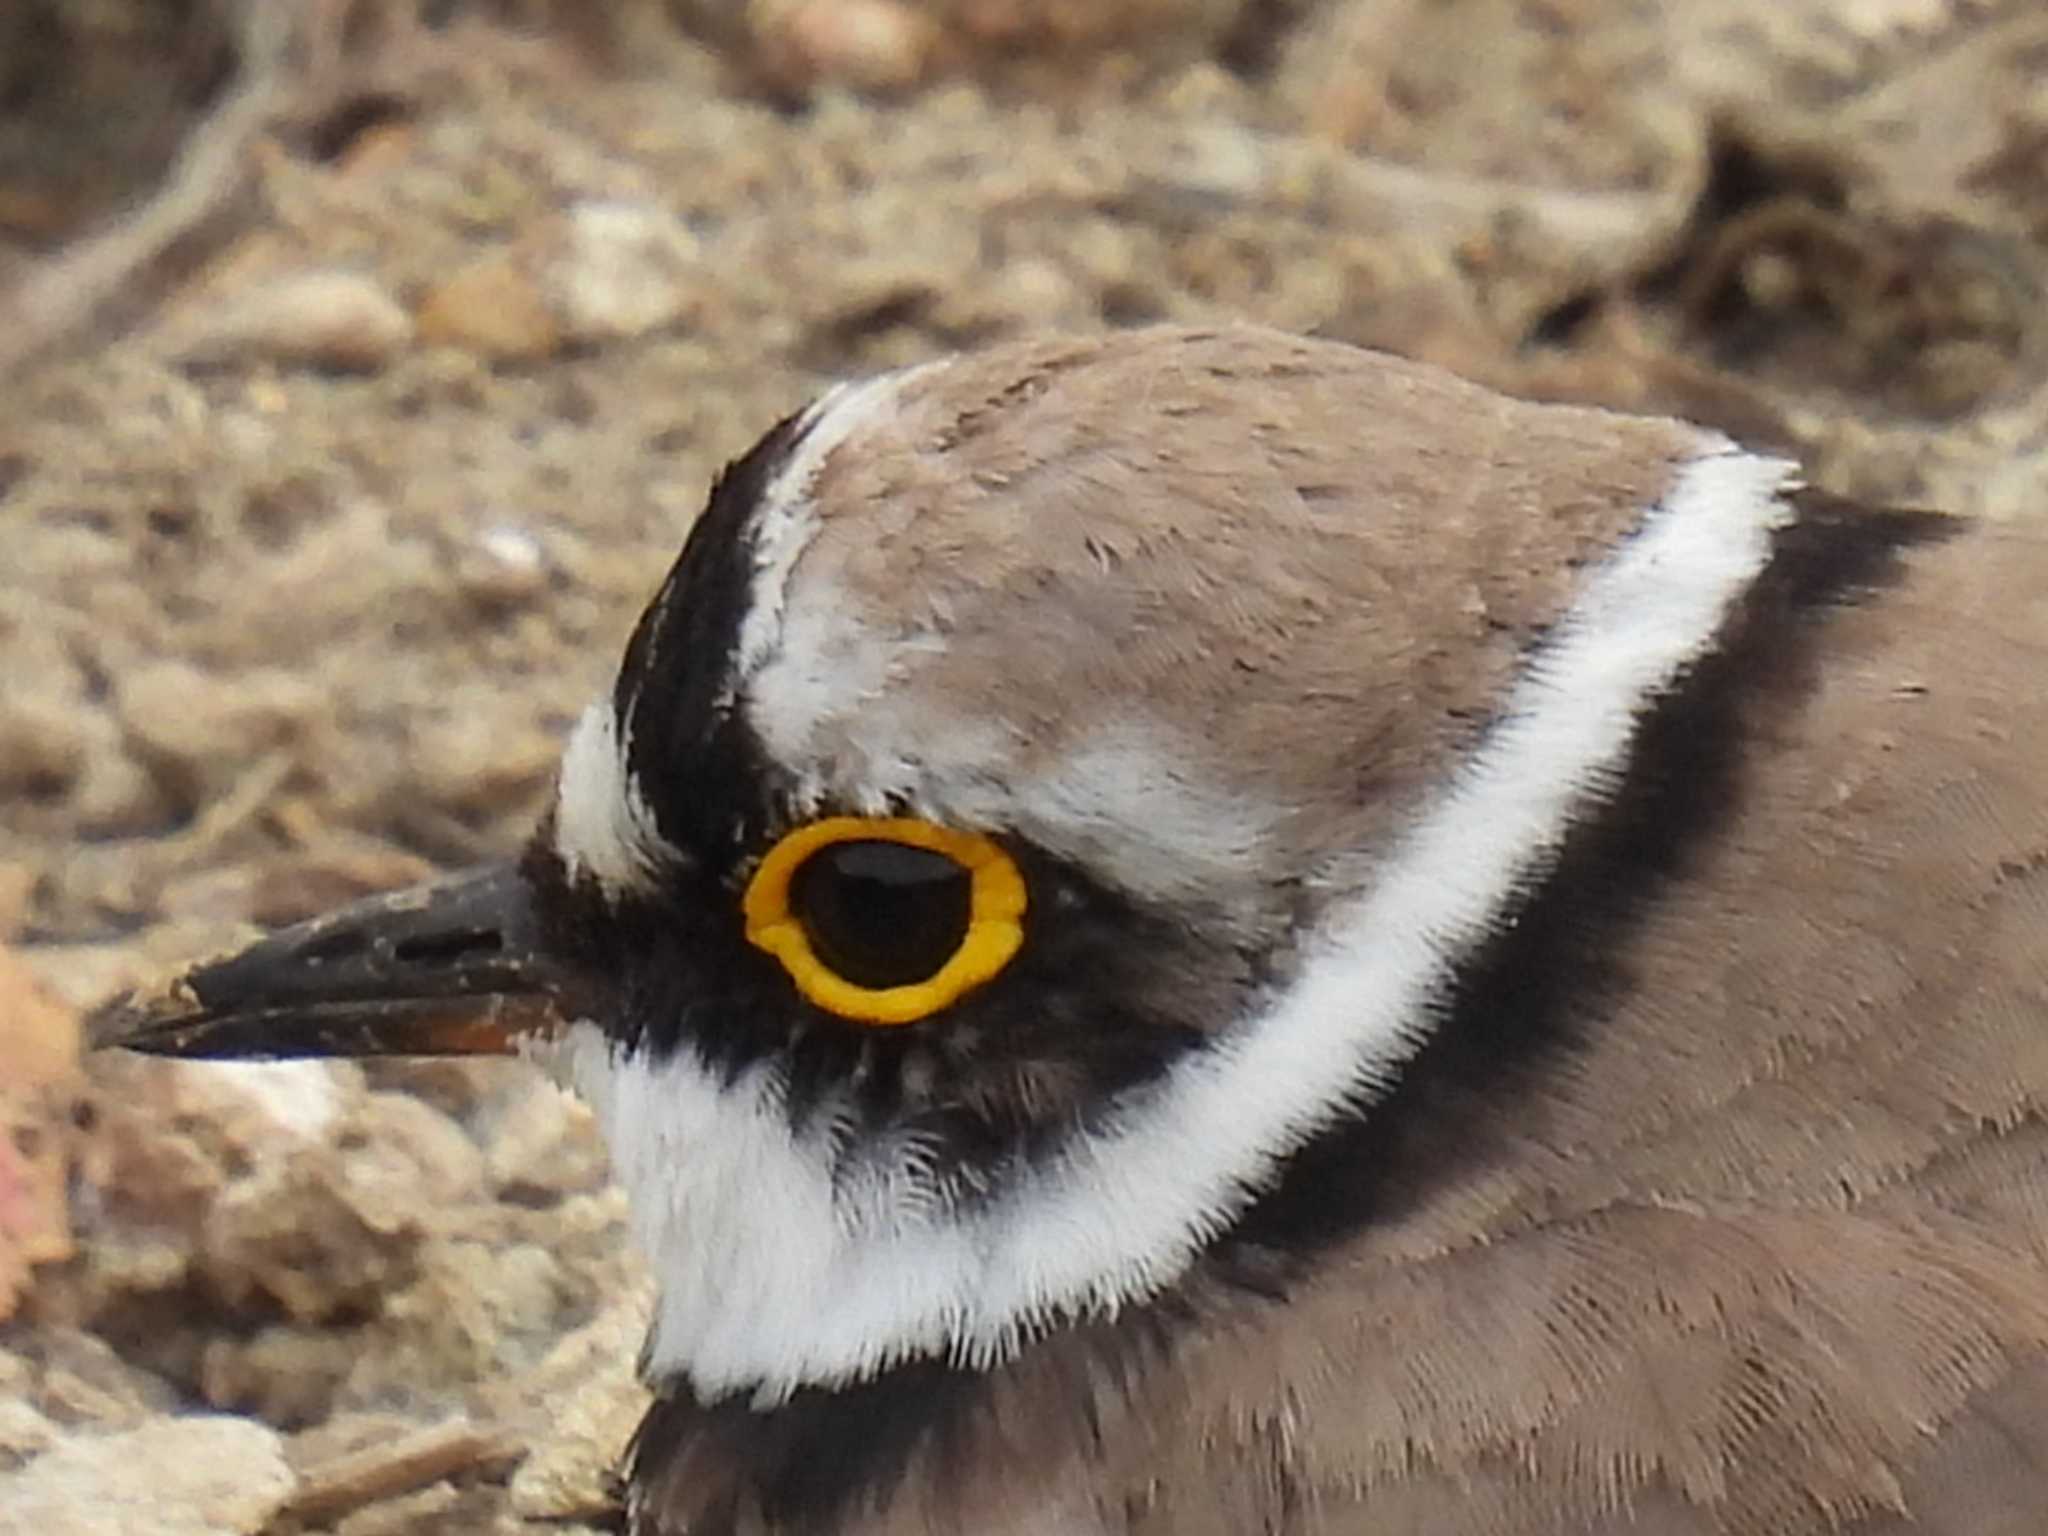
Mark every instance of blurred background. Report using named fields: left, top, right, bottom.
left=1, top=2, right=2045, bottom=1530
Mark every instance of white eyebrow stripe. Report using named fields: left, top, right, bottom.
left=550, top=361, right=937, bottom=897
left=725, top=363, right=938, bottom=711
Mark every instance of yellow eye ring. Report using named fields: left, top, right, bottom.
left=741, top=817, right=1027, bottom=1026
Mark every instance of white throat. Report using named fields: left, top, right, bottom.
left=551, top=443, right=1795, bottom=1405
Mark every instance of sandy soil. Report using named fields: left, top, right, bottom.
left=3, top=2, right=2046, bottom=1530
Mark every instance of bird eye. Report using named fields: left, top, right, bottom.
left=741, top=817, right=1027, bottom=1025
left=791, top=841, right=969, bottom=988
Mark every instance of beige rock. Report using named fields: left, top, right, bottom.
left=551, top=201, right=706, bottom=344
left=0, top=691, right=87, bottom=800
left=358, top=1058, right=503, bottom=1123
left=756, top=0, right=939, bottom=95
left=506, top=1375, right=641, bottom=1522
left=283, top=1409, right=426, bottom=1473
left=175, top=271, right=414, bottom=373
left=114, top=660, right=319, bottom=807
left=88, top=1056, right=363, bottom=1247
left=344, top=1091, right=487, bottom=1208
left=0, top=1416, right=295, bottom=1536
left=453, top=521, right=550, bottom=606
left=409, top=693, right=561, bottom=819
left=198, top=1142, right=427, bottom=1324
left=694, top=0, right=1250, bottom=93
left=0, top=1396, right=57, bottom=1470
left=66, top=740, right=177, bottom=841
left=505, top=1292, right=653, bottom=1522
left=37, top=1366, right=141, bottom=1431
left=25, top=1329, right=175, bottom=1431
left=484, top=1080, right=610, bottom=1207
left=450, top=1239, right=566, bottom=1341
left=198, top=1325, right=359, bottom=1427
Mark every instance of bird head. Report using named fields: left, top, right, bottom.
left=92, top=325, right=1793, bottom=1410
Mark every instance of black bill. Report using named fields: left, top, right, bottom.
left=89, top=863, right=575, bottom=1060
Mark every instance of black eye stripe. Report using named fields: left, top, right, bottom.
left=790, top=841, right=972, bottom=990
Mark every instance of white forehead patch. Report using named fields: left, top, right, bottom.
left=552, top=701, right=669, bottom=896
left=725, top=361, right=938, bottom=712
left=555, top=359, right=934, bottom=898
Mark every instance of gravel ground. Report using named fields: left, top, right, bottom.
left=3, top=2, right=2046, bottom=1530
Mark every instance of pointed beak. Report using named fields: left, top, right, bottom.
left=89, top=863, right=575, bottom=1061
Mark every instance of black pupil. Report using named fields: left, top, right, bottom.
left=789, top=840, right=974, bottom=990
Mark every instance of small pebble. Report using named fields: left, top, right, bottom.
left=0, top=863, right=32, bottom=936
left=410, top=698, right=561, bottom=818
left=758, top=0, right=938, bottom=96
left=456, top=522, right=549, bottom=605
left=198, top=1138, right=426, bottom=1325
left=552, top=201, right=705, bottom=344
left=0, top=1396, right=58, bottom=1470
left=0, top=691, right=87, bottom=799
left=115, top=660, right=317, bottom=805
left=344, top=1092, right=487, bottom=1208
left=21, top=1330, right=173, bottom=1431
left=484, top=1082, right=610, bottom=1208
left=415, top=252, right=562, bottom=363
left=504, top=1294, right=653, bottom=1522
left=0, top=943, right=83, bottom=1322
left=179, top=271, right=413, bottom=374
